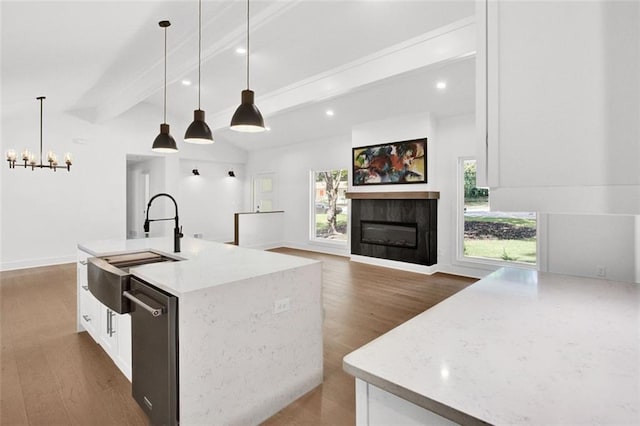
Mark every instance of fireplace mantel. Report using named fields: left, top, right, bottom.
left=346, top=191, right=440, bottom=200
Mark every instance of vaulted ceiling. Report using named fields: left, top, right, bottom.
left=1, top=1, right=476, bottom=150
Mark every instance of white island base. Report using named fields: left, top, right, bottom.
left=78, top=237, right=323, bottom=425
left=176, top=264, right=323, bottom=424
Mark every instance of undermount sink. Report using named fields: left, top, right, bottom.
left=99, top=251, right=180, bottom=271
left=88, top=250, right=181, bottom=314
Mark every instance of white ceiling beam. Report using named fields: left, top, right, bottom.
left=87, top=1, right=301, bottom=124
left=209, top=16, right=476, bottom=129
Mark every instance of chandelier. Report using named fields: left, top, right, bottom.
left=5, top=96, right=72, bottom=172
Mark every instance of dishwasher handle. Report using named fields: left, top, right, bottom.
left=123, top=290, right=165, bottom=317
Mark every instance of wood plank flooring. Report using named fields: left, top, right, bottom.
left=1, top=250, right=475, bottom=425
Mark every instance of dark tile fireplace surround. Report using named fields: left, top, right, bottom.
left=348, top=192, right=439, bottom=266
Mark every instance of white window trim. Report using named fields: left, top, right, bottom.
left=454, top=157, right=538, bottom=270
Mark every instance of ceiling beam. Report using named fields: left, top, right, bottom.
left=208, top=17, right=476, bottom=130
left=82, top=1, right=301, bottom=124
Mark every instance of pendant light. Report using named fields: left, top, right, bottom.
left=152, top=20, right=178, bottom=153
left=5, top=96, right=72, bottom=172
left=230, top=0, right=266, bottom=132
left=184, top=0, right=214, bottom=144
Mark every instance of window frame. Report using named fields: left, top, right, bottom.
left=308, top=169, right=349, bottom=247
left=456, top=157, right=538, bottom=269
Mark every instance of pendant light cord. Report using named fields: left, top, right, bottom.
left=246, top=0, right=250, bottom=90
left=164, top=25, right=168, bottom=124
left=198, top=0, right=202, bottom=109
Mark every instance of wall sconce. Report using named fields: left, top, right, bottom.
left=192, top=169, right=200, bottom=176
left=228, top=170, right=236, bottom=177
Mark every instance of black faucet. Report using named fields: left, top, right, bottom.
left=143, top=193, right=183, bottom=253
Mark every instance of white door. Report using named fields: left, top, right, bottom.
left=252, top=173, right=277, bottom=212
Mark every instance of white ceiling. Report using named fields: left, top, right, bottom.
left=1, top=1, right=476, bottom=151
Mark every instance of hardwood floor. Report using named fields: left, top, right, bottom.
left=1, top=250, right=475, bottom=425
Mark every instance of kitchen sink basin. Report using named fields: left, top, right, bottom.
left=87, top=250, right=181, bottom=314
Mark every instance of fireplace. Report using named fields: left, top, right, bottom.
left=361, top=221, right=418, bottom=249
left=348, top=192, right=438, bottom=266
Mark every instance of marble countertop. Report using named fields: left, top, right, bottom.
left=343, top=268, right=640, bottom=425
left=78, top=237, right=318, bottom=297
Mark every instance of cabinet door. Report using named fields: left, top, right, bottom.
left=477, top=0, right=640, bottom=213
left=79, top=288, right=100, bottom=341
left=77, top=249, right=98, bottom=338
left=117, top=313, right=132, bottom=380
left=99, top=305, right=119, bottom=355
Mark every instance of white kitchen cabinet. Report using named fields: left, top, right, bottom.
left=476, top=0, right=640, bottom=214
left=98, top=304, right=118, bottom=355
left=79, top=284, right=100, bottom=341
left=355, top=379, right=455, bottom=426
left=77, top=248, right=132, bottom=380
left=117, top=312, right=132, bottom=379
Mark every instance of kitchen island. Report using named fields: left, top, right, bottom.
left=343, top=268, right=639, bottom=425
left=78, top=237, right=322, bottom=425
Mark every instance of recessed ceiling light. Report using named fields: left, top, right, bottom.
left=182, top=79, right=192, bottom=86
left=436, top=81, right=447, bottom=90
left=326, top=109, right=335, bottom=117
left=235, top=47, right=246, bottom=55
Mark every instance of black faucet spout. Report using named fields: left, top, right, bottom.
left=144, top=193, right=183, bottom=253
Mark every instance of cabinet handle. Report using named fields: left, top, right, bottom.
left=109, top=311, right=116, bottom=337
left=106, top=310, right=111, bottom=334
left=81, top=285, right=89, bottom=291
left=79, top=260, right=88, bottom=265
left=82, top=314, right=91, bottom=322
left=123, top=291, right=165, bottom=317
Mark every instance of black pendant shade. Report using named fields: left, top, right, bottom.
left=185, top=109, right=214, bottom=143
left=185, top=0, right=214, bottom=144
left=153, top=123, right=178, bottom=152
left=230, top=90, right=265, bottom=132
left=230, top=0, right=266, bottom=133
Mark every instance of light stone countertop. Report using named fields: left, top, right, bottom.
left=343, top=267, right=640, bottom=425
left=78, top=237, right=318, bottom=297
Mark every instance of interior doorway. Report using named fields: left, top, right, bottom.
left=126, top=155, right=166, bottom=238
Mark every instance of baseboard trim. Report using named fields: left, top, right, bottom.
left=1, top=255, right=76, bottom=272
left=350, top=255, right=439, bottom=275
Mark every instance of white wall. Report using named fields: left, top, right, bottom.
left=245, top=135, right=351, bottom=256
left=1, top=108, right=128, bottom=269
left=431, top=113, right=495, bottom=277
left=636, top=216, right=640, bottom=283
left=545, top=214, right=637, bottom=283
left=435, top=114, right=640, bottom=282
left=178, top=159, right=245, bottom=243
left=1, top=103, right=248, bottom=270
left=351, top=112, right=436, bottom=192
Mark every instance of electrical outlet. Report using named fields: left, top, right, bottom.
left=596, top=265, right=607, bottom=277
left=273, top=298, right=290, bottom=314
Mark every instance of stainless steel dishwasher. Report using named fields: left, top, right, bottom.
left=124, top=277, right=178, bottom=426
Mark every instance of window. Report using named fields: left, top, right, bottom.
left=461, top=159, right=537, bottom=265
left=311, top=169, right=348, bottom=243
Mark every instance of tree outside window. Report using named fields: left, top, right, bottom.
left=312, top=170, right=348, bottom=242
